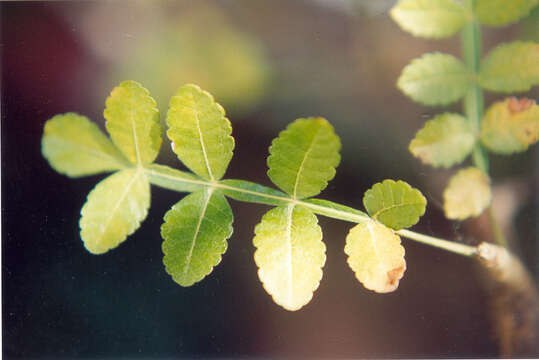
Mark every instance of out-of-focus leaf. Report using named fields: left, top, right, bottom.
left=409, top=113, right=476, bottom=168
left=390, top=0, right=466, bottom=38
left=398, top=53, right=471, bottom=106
left=80, top=168, right=150, bottom=254
left=267, top=118, right=341, bottom=199
left=219, top=179, right=288, bottom=206
left=104, top=81, right=161, bottom=165
left=253, top=205, right=325, bottom=311
left=145, top=164, right=204, bottom=193
left=476, top=0, right=538, bottom=27
left=106, top=5, right=270, bottom=115
left=478, top=41, right=539, bottom=93
left=161, top=189, right=233, bottom=286
left=481, top=98, right=539, bottom=154
left=166, top=84, right=234, bottom=181
left=42, top=113, right=128, bottom=177
left=363, top=179, right=426, bottom=230
left=443, top=167, right=492, bottom=220
left=345, top=220, right=406, bottom=293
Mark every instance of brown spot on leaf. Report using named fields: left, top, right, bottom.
left=387, top=263, right=406, bottom=287
left=508, top=97, right=535, bottom=114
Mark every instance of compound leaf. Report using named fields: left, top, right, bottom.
left=409, top=113, right=476, bottom=168
left=390, top=0, right=466, bottom=39
left=476, top=0, right=538, bottom=27
left=398, top=53, right=471, bottom=106
left=478, top=41, right=539, bottom=93
left=42, top=113, right=128, bottom=177
left=104, top=80, right=161, bottom=165
left=363, top=179, right=426, bottom=230
left=481, top=98, right=539, bottom=154
left=345, top=221, right=406, bottom=293
left=254, top=205, right=326, bottom=311
left=443, top=167, right=492, bottom=220
left=267, top=118, right=340, bottom=199
left=80, top=168, right=150, bottom=254
left=161, top=189, right=233, bottom=287
left=166, top=84, right=234, bottom=181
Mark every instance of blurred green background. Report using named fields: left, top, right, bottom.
left=2, top=1, right=538, bottom=358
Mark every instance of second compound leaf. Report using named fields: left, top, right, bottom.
left=475, top=0, right=538, bottom=27
left=409, top=113, right=476, bottom=168
left=390, top=0, right=466, bottom=39
left=478, top=41, right=539, bottom=93
left=397, top=53, right=471, bottom=106
left=80, top=168, right=150, bottom=254
left=345, top=221, right=406, bottom=293
left=104, top=80, right=162, bottom=165
left=443, top=167, right=492, bottom=220
left=481, top=98, right=539, bottom=154
left=254, top=205, right=326, bottom=311
left=363, top=179, right=426, bottom=230
left=267, top=117, right=341, bottom=199
left=161, top=189, right=233, bottom=287
left=166, top=84, right=234, bottom=181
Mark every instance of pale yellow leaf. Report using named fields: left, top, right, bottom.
left=253, top=205, right=326, bottom=311
left=80, top=168, right=150, bottom=254
left=443, top=167, right=492, bottom=220
left=345, top=221, right=406, bottom=293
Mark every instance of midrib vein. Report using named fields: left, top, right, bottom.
left=284, top=204, right=295, bottom=304
left=366, top=221, right=383, bottom=270
left=184, top=188, right=213, bottom=275
left=194, top=111, right=214, bottom=181
left=130, top=97, right=142, bottom=165
left=97, top=170, right=140, bottom=244
left=293, top=128, right=320, bottom=198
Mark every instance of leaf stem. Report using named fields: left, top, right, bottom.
left=144, top=165, right=478, bottom=257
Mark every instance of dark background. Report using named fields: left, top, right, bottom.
left=2, top=1, right=538, bottom=358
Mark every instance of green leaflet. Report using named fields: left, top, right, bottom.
left=345, top=221, right=406, bottom=293
left=80, top=168, right=150, bottom=254
left=166, top=84, right=234, bottom=181
left=397, top=53, right=471, bottom=106
left=104, top=80, right=161, bottom=165
left=409, top=113, right=476, bottom=168
left=443, top=167, right=492, bottom=220
left=161, top=189, right=233, bottom=287
left=476, top=0, right=538, bottom=27
left=42, top=113, right=128, bottom=177
left=481, top=98, right=539, bottom=154
left=390, top=0, right=466, bottom=39
left=254, top=205, right=326, bottom=311
left=219, top=179, right=288, bottom=206
left=267, top=118, right=341, bottom=199
left=363, top=179, right=426, bottom=230
left=478, top=41, right=539, bottom=93
left=145, top=164, right=204, bottom=193
left=303, top=199, right=369, bottom=223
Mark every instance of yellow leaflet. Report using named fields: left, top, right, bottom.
left=443, top=167, right=492, bottom=220
left=253, top=205, right=325, bottom=311
left=345, top=221, right=406, bottom=293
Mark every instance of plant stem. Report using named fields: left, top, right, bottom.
left=462, top=0, right=488, bottom=174
left=144, top=165, right=478, bottom=257
left=461, top=0, right=509, bottom=248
